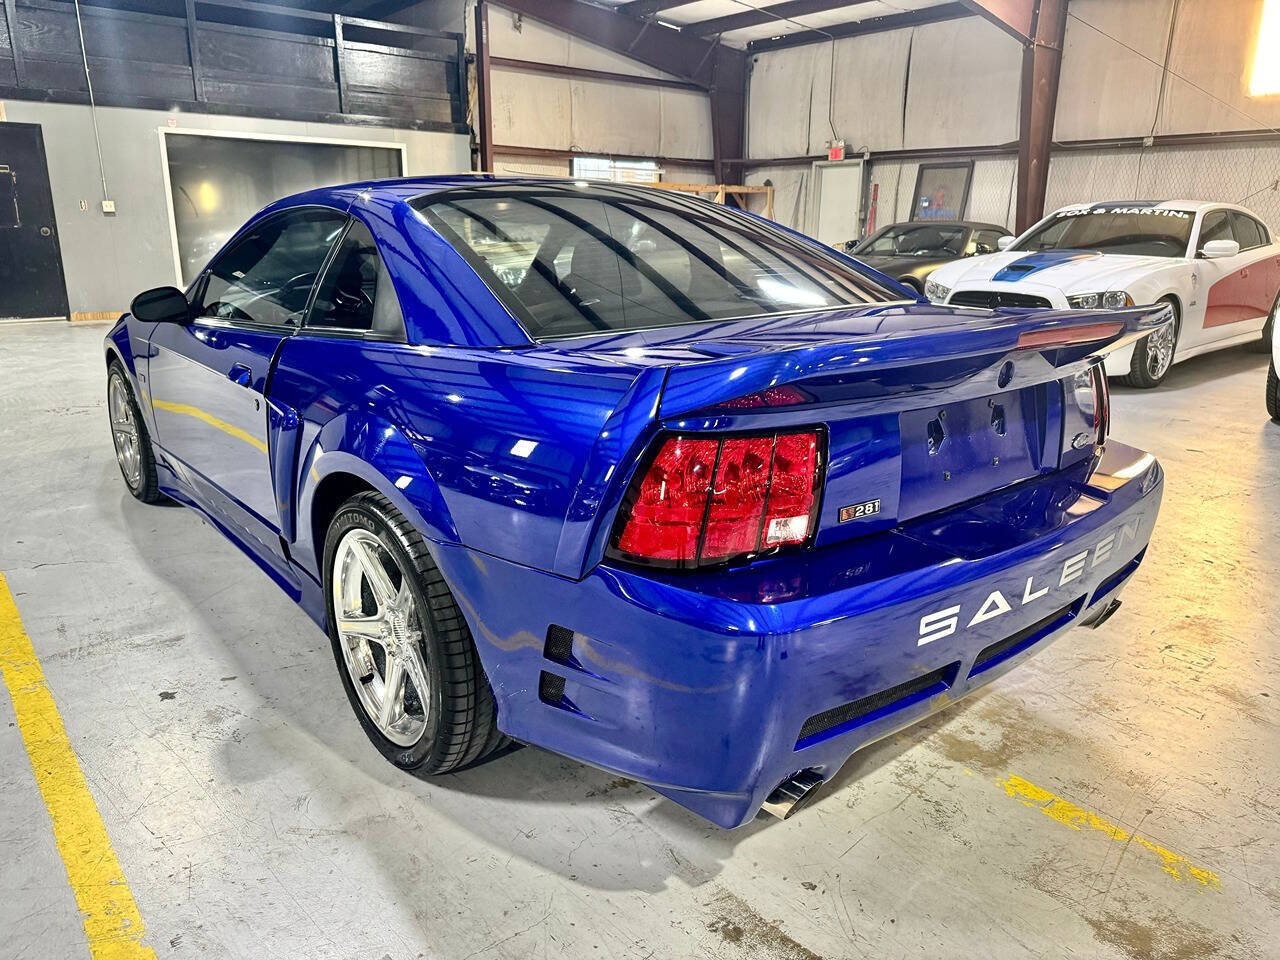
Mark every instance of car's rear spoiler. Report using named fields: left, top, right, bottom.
left=658, top=304, right=1172, bottom=418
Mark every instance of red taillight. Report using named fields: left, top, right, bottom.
left=614, top=436, right=718, bottom=566
left=611, top=430, right=824, bottom=569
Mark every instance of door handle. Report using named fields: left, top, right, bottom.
left=228, top=363, right=252, bottom=387
left=1241, top=268, right=1250, bottom=278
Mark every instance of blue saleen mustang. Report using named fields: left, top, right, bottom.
left=105, top=178, right=1168, bottom=827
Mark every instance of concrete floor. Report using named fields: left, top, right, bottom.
left=1, top=321, right=1277, bottom=960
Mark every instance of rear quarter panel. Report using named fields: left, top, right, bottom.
left=270, top=336, right=648, bottom=581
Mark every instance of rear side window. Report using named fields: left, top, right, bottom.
left=307, top=219, right=405, bottom=337
left=195, top=208, right=346, bottom=327
left=1230, top=212, right=1266, bottom=250
left=415, top=184, right=899, bottom=339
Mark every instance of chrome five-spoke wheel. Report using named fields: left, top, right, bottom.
left=109, top=373, right=142, bottom=487
left=1144, top=321, right=1175, bottom=381
left=331, top=529, right=431, bottom=747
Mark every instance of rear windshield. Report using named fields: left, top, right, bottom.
left=414, top=183, right=901, bottom=339
left=1015, top=207, right=1195, bottom=258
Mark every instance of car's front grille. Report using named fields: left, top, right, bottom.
left=950, top=290, right=1053, bottom=309
left=796, top=662, right=958, bottom=747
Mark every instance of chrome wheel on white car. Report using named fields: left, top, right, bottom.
left=331, top=528, right=430, bottom=747
left=1143, top=321, right=1176, bottom=380
left=1123, top=297, right=1179, bottom=389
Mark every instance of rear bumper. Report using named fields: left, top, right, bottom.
left=435, top=441, right=1163, bottom=827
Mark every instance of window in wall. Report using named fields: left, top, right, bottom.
left=1251, top=0, right=1280, bottom=95
left=165, top=132, right=403, bottom=285
left=571, top=157, right=661, bottom=184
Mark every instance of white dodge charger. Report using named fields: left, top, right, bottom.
left=924, top=201, right=1279, bottom=387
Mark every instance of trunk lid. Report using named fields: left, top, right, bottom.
left=545, top=302, right=1170, bottom=574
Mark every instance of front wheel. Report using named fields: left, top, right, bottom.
left=107, top=361, right=162, bottom=502
left=1267, top=359, right=1279, bottom=423
left=323, top=491, right=504, bottom=773
left=1122, top=298, right=1178, bottom=388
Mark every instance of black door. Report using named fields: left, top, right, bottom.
left=0, top=123, right=70, bottom=321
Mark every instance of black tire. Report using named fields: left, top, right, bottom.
left=1122, top=297, right=1179, bottom=389
left=1267, top=359, right=1279, bottom=423
left=106, top=360, right=162, bottom=503
left=323, top=491, right=504, bottom=774
left=899, top=277, right=923, bottom=296
left=1249, top=294, right=1276, bottom=354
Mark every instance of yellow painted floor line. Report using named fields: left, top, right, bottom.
left=998, top=773, right=1221, bottom=889
left=0, top=573, right=158, bottom=959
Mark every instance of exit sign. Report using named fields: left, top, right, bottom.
left=827, top=140, right=846, bottom=162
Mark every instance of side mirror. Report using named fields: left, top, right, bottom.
left=997, top=235, right=1017, bottom=251
left=131, top=286, right=190, bottom=323
left=1200, top=239, right=1240, bottom=259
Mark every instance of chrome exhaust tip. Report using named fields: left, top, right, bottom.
left=761, top=770, right=825, bottom=821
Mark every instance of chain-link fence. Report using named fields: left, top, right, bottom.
left=1046, top=142, right=1280, bottom=229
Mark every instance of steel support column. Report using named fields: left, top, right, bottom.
left=1014, top=0, right=1068, bottom=231
left=474, top=0, right=494, bottom=172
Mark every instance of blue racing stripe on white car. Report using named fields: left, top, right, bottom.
left=992, top=250, right=1100, bottom=283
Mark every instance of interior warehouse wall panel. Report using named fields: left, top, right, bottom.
left=744, top=165, right=811, bottom=232
left=1045, top=142, right=1280, bottom=232
left=901, top=18, right=1021, bottom=150
left=1160, top=0, right=1280, bottom=136
left=486, top=3, right=710, bottom=162
left=746, top=17, right=1018, bottom=160
left=0, top=100, right=468, bottom=317
left=1054, top=0, right=1172, bottom=142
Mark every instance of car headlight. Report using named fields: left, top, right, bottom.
left=1068, top=291, right=1134, bottom=309
left=924, top=279, right=951, bottom=304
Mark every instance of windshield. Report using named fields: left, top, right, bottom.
left=855, top=223, right=969, bottom=258
left=414, top=183, right=900, bottom=339
left=1015, top=207, right=1195, bottom=257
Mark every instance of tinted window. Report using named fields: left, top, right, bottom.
left=416, top=184, right=899, bottom=339
left=1199, top=211, right=1234, bottom=248
left=196, top=208, right=346, bottom=326
left=307, top=219, right=404, bottom=336
left=856, top=223, right=969, bottom=257
left=1017, top=207, right=1195, bottom=257
left=1231, top=212, right=1265, bottom=249
left=975, top=230, right=1006, bottom=252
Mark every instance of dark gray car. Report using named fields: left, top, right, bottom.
left=847, top=220, right=1012, bottom=295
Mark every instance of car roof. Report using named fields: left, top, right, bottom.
left=269, top=174, right=722, bottom=210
